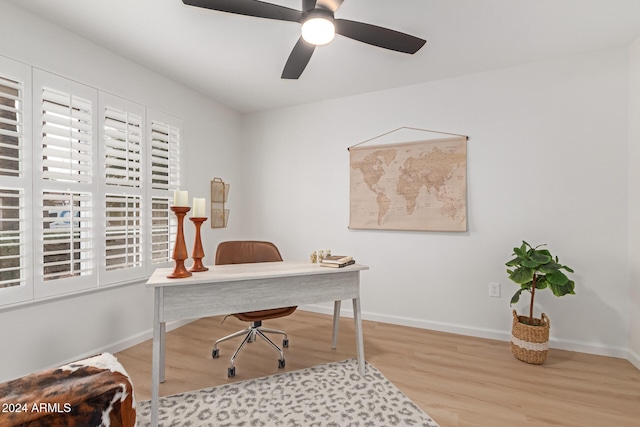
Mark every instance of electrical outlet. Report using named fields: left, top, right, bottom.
left=489, top=282, right=500, bottom=298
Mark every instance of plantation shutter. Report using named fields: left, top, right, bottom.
left=150, top=121, right=180, bottom=191
left=41, top=191, right=93, bottom=281
left=41, top=88, right=93, bottom=183
left=0, top=57, right=32, bottom=306
left=33, top=69, right=98, bottom=298
left=0, top=77, right=24, bottom=289
left=150, top=196, right=173, bottom=264
left=0, top=189, right=22, bottom=288
left=147, top=111, right=181, bottom=271
left=99, top=94, right=146, bottom=284
left=104, top=194, right=142, bottom=271
left=104, top=107, right=142, bottom=187
left=0, top=76, right=22, bottom=177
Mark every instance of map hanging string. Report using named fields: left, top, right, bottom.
left=348, top=126, right=468, bottom=151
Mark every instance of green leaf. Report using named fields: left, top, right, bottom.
left=546, top=270, right=569, bottom=285
left=561, top=265, right=575, bottom=273
left=509, top=266, right=534, bottom=284
left=505, top=257, right=520, bottom=267
left=549, top=283, right=568, bottom=297
left=510, top=288, right=524, bottom=305
left=513, top=247, right=528, bottom=259
left=535, top=277, right=548, bottom=290
left=521, top=258, right=541, bottom=268
left=529, top=251, right=552, bottom=264
left=565, top=279, right=576, bottom=294
left=538, top=261, right=562, bottom=274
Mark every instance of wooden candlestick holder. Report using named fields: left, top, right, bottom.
left=189, top=217, right=208, bottom=272
left=167, top=206, right=192, bottom=279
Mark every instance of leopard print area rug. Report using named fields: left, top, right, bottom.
left=136, top=358, right=439, bottom=426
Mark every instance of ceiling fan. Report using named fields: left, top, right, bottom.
left=182, top=0, right=426, bottom=79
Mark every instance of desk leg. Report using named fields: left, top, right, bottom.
left=332, top=300, right=341, bottom=349
left=159, top=321, right=166, bottom=383
left=352, top=297, right=365, bottom=375
left=151, top=288, right=165, bottom=427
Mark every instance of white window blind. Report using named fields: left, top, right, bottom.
left=41, top=87, right=93, bottom=183
left=0, top=188, right=23, bottom=288
left=98, top=94, right=146, bottom=284
left=150, top=196, right=174, bottom=264
left=105, top=194, right=142, bottom=271
left=147, top=111, right=181, bottom=270
left=0, top=57, right=32, bottom=306
left=41, top=191, right=92, bottom=281
left=104, top=107, right=142, bottom=187
left=0, top=76, right=22, bottom=178
left=150, top=121, right=180, bottom=191
left=0, top=77, right=24, bottom=290
left=33, top=70, right=97, bottom=298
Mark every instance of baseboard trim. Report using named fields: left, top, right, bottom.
left=43, top=319, right=194, bottom=372
left=299, top=304, right=630, bottom=360
left=60, top=307, right=635, bottom=370
left=628, top=348, right=640, bottom=370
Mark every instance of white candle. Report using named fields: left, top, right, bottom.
left=193, top=198, right=206, bottom=217
left=173, top=190, right=188, bottom=207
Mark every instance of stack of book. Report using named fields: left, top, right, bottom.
left=320, top=255, right=355, bottom=268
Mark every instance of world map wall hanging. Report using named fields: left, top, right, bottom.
left=349, top=130, right=467, bottom=232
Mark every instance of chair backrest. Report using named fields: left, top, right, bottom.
left=215, top=241, right=283, bottom=265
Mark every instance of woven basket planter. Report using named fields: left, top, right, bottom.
left=510, top=310, right=550, bottom=364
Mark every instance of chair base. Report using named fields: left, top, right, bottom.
left=212, top=321, right=289, bottom=377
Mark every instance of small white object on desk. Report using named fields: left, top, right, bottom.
left=173, top=190, right=189, bottom=207
left=192, top=197, right=206, bottom=217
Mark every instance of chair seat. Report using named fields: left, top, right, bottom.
left=233, top=306, right=296, bottom=322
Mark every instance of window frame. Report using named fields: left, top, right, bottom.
left=0, top=61, right=183, bottom=308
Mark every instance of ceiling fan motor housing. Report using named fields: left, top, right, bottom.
left=301, top=8, right=335, bottom=45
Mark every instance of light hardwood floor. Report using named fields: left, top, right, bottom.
left=115, top=310, right=640, bottom=427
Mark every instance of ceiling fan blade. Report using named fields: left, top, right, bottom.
left=316, top=0, right=344, bottom=12
left=281, top=37, right=316, bottom=79
left=303, top=0, right=317, bottom=12
left=182, top=0, right=302, bottom=23
left=334, top=19, right=426, bottom=54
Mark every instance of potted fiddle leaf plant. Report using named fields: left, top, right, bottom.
left=506, top=241, right=576, bottom=364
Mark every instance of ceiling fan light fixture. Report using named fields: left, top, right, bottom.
left=301, top=16, right=335, bottom=46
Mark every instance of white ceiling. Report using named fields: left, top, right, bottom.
left=8, top=0, right=640, bottom=113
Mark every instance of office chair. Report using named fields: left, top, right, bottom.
left=211, top=240, right=296, bottom=377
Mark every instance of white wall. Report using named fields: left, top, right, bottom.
left=241, top=47, right=631, bottom=357
left=628, top=36, right=640, bottom=369
left=0, top=1, right=243, bottom=381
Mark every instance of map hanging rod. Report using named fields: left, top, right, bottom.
left=348, top=127, right=469, bottom=151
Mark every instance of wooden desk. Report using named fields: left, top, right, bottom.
left=146, top=261, right=369, bottom=426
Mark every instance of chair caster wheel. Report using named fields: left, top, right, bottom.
left=283, top=339, right=289, bottom=348
left=212, top=348, right=219, bottom=358
left=278, top=359, right=285, bottom=369
left=228, top=366, right=236, bottom=377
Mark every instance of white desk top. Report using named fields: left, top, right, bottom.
left=146, top=261, right=369, bottom=288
